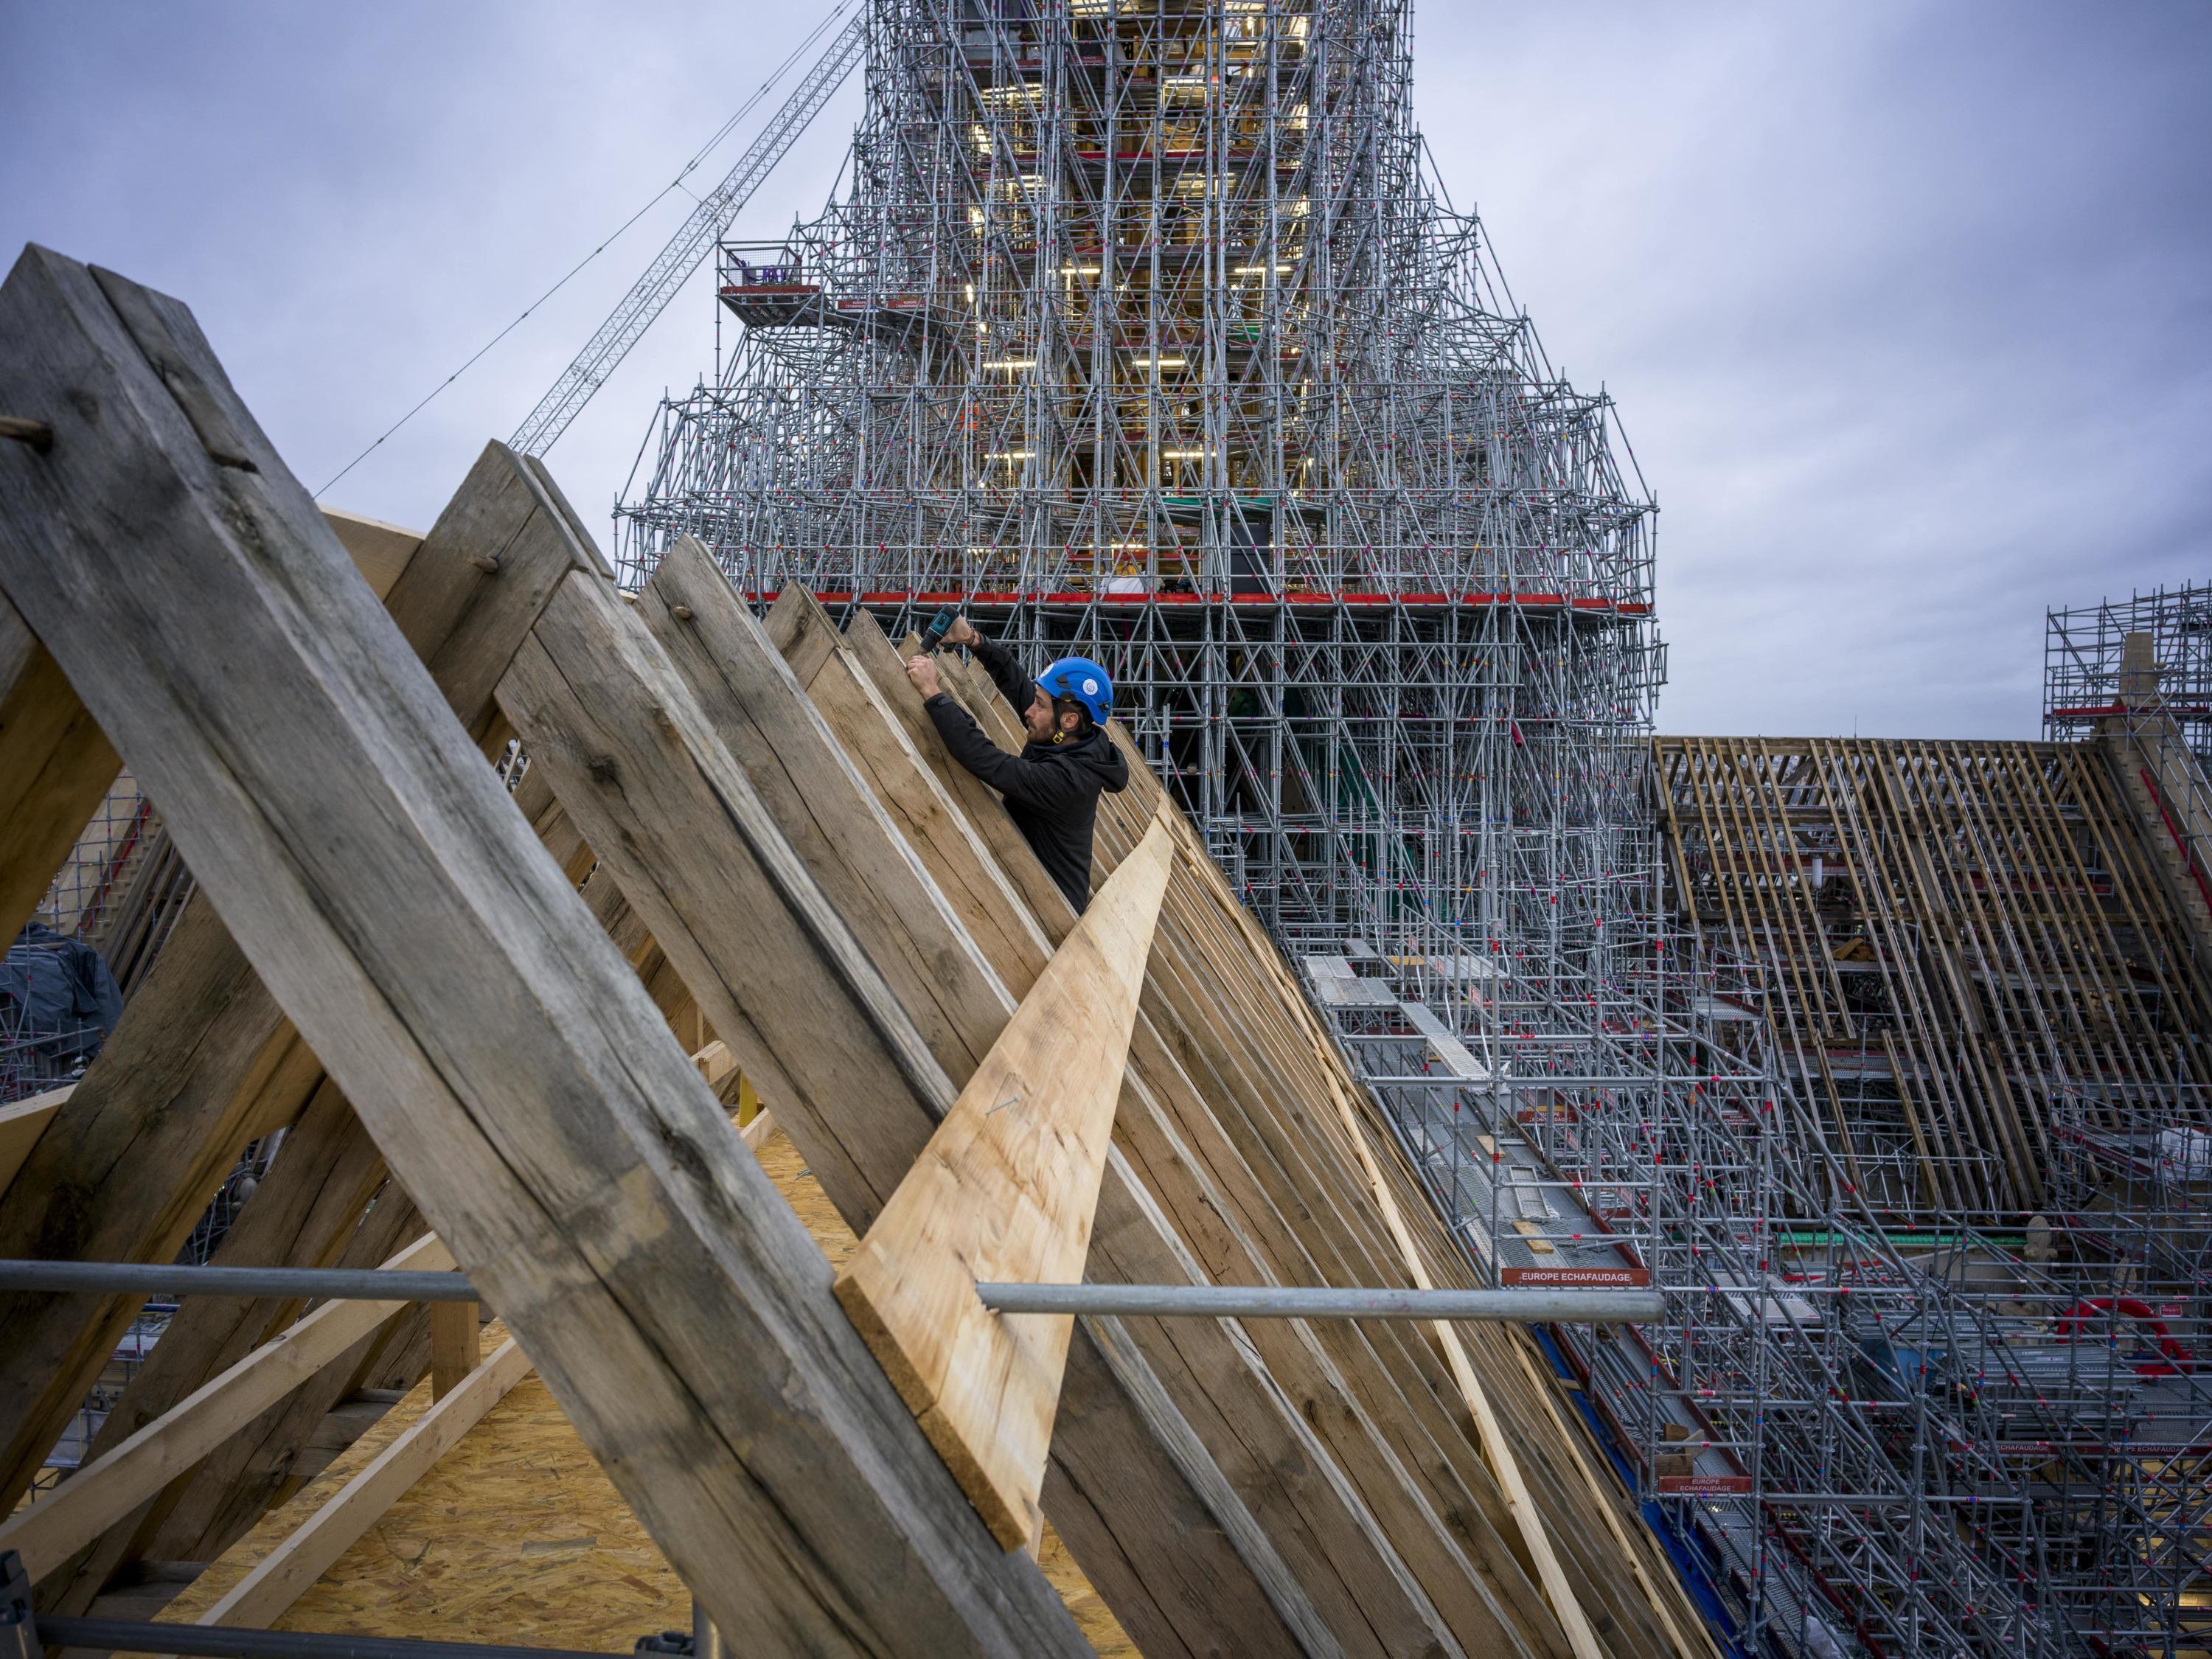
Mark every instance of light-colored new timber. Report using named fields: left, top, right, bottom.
left=836, top=813, right=1175, bottom=1551
left=0, top=1083, right=69, bottom=1197
left=0, top=587, right=121, bottom=945
left=428, top=1302, right=481, bottom=1401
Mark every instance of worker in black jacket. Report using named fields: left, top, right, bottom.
left=906, top=617, right=1127, bottom=913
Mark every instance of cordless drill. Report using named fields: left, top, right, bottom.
left=918, top=606, right=960, bottom=653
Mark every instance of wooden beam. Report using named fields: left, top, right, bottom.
left=0, top=1083, right=69, bottom=1197
left=0, top=905, right=319, bottom=1506
left=149, top=1182, right=431, bottom=1565
left=427, top=1302, right=481, bottom=1401
left=655, top=560, right=1395, bottom=1657
left=0, top=1232, right=452, bottom=1581
left=836, top=813, right=1175, bottom=1551
left=491, top=562, right=959, bottom=1219
left=755, top=600, right=1496, bottom=1657
left=175, top=1335, right=532, bottom=1637
left=0, top=246, right=1085, bottom=1655
left=30, top=1077, right=390, bottom=1607
left=0, top=438, right=602, bottom=1510
left=0, top=585, right=120, bottom=945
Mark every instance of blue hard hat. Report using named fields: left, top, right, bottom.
left=1037, top=655, right=1113, bottom=726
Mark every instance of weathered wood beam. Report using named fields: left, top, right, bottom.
left=842, top=607, right=1588, bottom=1656
left=151, top=1183, right=431, bottom=1565
left=32, top=1078, right=389, bottom=1608
left=0, top=246, right=1085, bottom=1656
left=0, top=902, right=319, bottom=1506
left=647, top=557, right=1349, bottom=1658
left=727, top=583, right=1523, bottom=1658
left=836, top=813, right=1174, bottom=1551
left=491, top=562, right=959, bottom=1220
left=0, top=587, right=120, bottom=945
left=0, top=1083, right=70, bottom=1197
left=0, top=437, right=595, bottom=1509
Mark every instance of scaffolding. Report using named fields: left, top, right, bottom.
left=1634, top=734, right=2212, bottom=1656
left=615, top=0, right=1660, bottom=973
left=611, top=1, right=2211, bottom=1650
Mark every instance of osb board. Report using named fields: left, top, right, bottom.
left=165, top=1130, right=1133, bottom=1656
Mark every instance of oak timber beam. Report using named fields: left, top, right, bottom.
left=767, top=602, right=1536, bottom=1655
left=32, top=1077, right=391, bottom=1610
left=675, top=565, right=1523, bottom=1657
left=643, top=556, right=1340, bottom=1658
left=836, top=814, right=1175, bottom=1551
left=0, top=246, right=1084, bottom=1656
left=0, top=586, right=121, bottom=945
left=0, top=435, right=594, bottom=1508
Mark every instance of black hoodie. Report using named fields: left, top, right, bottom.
left=922, top=636, right=1130, bottom=914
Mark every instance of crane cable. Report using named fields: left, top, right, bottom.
left=315, top=0, right=856, bottom=499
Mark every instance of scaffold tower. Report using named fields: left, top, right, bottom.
left=615, top=0, right=1661, bottom=978
left=611, top=3, right=2211, bottom=1653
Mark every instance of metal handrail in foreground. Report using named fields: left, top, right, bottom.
left=0, top=1260, right=1660, bottom=1324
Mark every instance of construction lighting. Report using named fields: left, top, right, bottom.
left=983, top=358, right=1036, bottom=370
left=986, top=451, right=1034, bottom=462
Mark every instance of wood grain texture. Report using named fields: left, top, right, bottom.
left=0, top=1083, right=69, bottom=1197
left=836, top=814, right=1175, bottom=1551
left=0, top=584, right=121, bottom=944
left=642, top=541, right=1006, bottom=1079
left=155, top=1185, right=433, bottom=1565
left=428, top=1302, right=481, bottom=1401
left=0, top=420, right=596, bottom=1514
left=664, top=569, right=1334, bottom=1658
left=32, top=1077, right=392, bottom=1610
left=491, top=563, right=958, bottom=1220
left=0, top=894, right=316, bottom=1508
left=0, top=248, right=1084, bottom=1656
left=786, top=612, right=1511, bottom=1659
left=0, top=1232, right=452, bottom=1580
left=164, top=1135, right=1136, bottom=1657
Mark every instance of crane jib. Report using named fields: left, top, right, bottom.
left=509, top=10, right=868, bottom=457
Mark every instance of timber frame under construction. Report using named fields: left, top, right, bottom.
left=1, top=1, right=2208, bottom=1655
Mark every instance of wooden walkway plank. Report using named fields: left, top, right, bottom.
left=836, top=814, right=1176, bottom=1551
left=0, top=248, right=1087, bottom=1656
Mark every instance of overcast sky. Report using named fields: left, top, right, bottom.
left=4, top=2, right=2206, bottom=736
